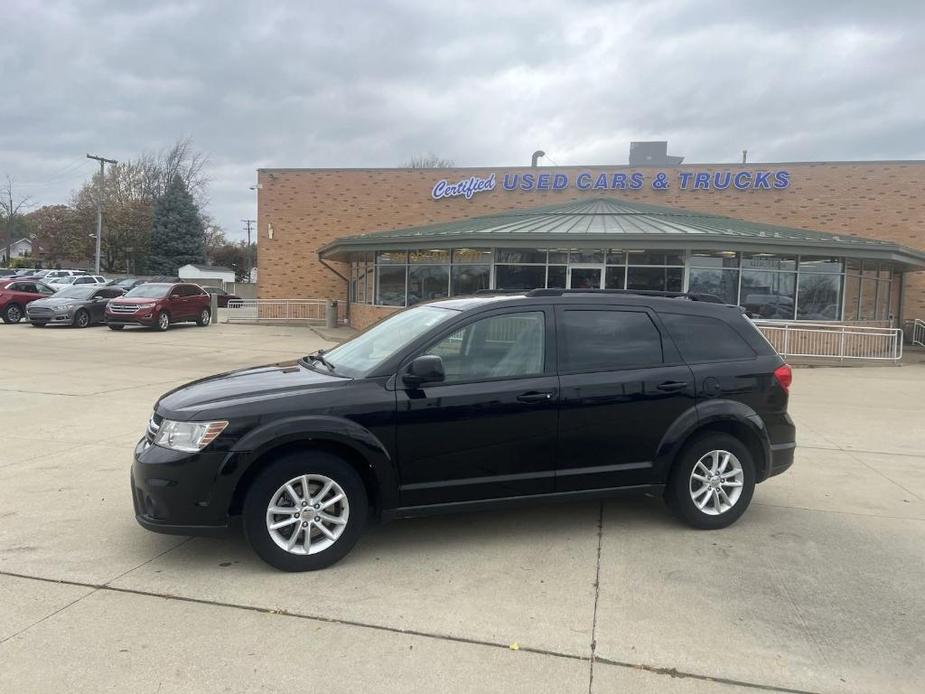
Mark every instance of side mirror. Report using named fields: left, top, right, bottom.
left=402, top=354, right=445, bottom=388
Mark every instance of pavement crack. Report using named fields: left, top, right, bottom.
left=0, top=569, right=828, bottom=694
left=587, top=502, right=604, bottom=694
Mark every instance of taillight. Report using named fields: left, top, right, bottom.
left=773, top=364, right=792, bottom=393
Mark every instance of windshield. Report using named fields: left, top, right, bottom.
left=125, top=284, right=171, bottom=298
left=315, top=305, right=457, bottom=378
left=54, top=286, right=96, bottom=299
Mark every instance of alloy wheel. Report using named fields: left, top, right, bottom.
left=689, top=449, right=744, bottom=516
left=7, top=305, right=22, bottom=322
left=265, top=474, right=350, bottom=555
left=157, top=312, right=169, bottom=330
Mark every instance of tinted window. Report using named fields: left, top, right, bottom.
left=661, top=313, right=756, bottom=362
left=427, top=312, right=545, bottom=383
left=560, top=310, right=663, bottom=372
left=125, top=284, right=171, bottom=298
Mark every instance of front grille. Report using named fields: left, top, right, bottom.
left=27, top=307, right=53, bottom=315
left=109, top=303, right=141, bottom=314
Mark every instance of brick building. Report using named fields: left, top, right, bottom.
left=255, top=161, right=925, bottom=330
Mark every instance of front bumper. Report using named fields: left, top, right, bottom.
left=28, top=310, right=73, bottom=325
left=107, top=314, right=157, bottom=326
left=131, top=437, right=235, bottom=536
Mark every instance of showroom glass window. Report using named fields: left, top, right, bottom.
left=688, top=251, right=740, bottom=305
left=741, top=253, right=797, bottom=319
left=796, top=256, right=843, bottom=320
left=407, top=250, right=449, bottom=306
left=375, top=251, right=408, bottom=307
left=451, top=249, right=491, bottom=296
left=494, top=248, right=549, bottom=290
left=624, top=250, right=684, bottom=292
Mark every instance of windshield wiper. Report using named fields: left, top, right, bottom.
left=303, top=349, right=336, bottom=372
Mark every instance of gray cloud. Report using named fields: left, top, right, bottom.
left=2, top=0, right=923, bottom=239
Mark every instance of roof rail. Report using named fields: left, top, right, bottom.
left=525, top=288, right=725, bottom=303
left=473, top=289, right=528, bottom=295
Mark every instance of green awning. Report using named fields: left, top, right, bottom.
left=319, top=197, right=925, bottom=269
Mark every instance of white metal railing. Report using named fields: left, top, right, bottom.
left=913, top=319, right=925, bottom=348
left=226, top=299, right=344, bottom=324
left=753, top=320, right=903, bottom=362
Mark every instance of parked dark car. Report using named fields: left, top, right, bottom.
left=109, top=278, right=147, bottom=291
left=106, top=282, right=211, bottom=331
left=132, top=289, right=796, bottom=571
left=27, top=285, right=126, bottom=328
left=0, top=269, right=18, bottom=277
left=202, top=286, right=242, bottom=307
left=0, top=279, right=56, bottom=323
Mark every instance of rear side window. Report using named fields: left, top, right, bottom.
left=661, top=313, right=756, bottom=362
left=560, top=309, right=663, bottom=372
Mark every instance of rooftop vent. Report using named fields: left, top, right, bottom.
left=629, top=141, right=684, bottom=167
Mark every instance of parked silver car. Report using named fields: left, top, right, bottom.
left=27, top=285, right=125, bottom=328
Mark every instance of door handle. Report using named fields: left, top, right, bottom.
left=517, top=391, right=553, bottom=403
left=657, top=381, right=688, bottom=392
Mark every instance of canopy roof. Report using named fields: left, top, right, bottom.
left=319, top=198, right=925, bottom=269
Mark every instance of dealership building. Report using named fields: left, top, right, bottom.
left=255, top=159, right=925, bottom=330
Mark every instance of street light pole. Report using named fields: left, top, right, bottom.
left=86, top=153, right=117, bottom=274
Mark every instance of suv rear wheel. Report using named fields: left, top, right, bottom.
left=666, top=433, right=756, bottom=530
left=243, top=451, right=368, bottom=571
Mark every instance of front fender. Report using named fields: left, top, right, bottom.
left=225, top=415, right=398, bottom=511
left=654, top=399, right=771, bottom=482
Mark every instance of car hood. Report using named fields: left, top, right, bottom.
left=30, top=296, right=91, bottom=308
left=156, top=360, right=349, bottom=419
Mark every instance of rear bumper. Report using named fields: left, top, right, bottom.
left=766, top=441, right=796, bottom=479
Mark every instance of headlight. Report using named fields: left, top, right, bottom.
left=153, top=419, right=228, bottom=453
left=59, top=303, right=76, bottom=311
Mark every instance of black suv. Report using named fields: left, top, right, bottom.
left=132, top=290, right=795, bottom=571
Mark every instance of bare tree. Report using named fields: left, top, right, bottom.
left=1, top=176, right=33, bottom=266
left=403, top=153, right=455, bottom=168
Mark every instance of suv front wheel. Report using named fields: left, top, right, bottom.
left=243, top=451, right=368, bottom=571
left=666, top=433, right=756, bottom=530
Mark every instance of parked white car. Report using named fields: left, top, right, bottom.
left=39, top=269, right=88, bottom=282
left=46, top=275, right=107, bottom=290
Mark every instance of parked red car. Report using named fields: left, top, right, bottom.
left=105, top=282, right=212, bottom=331
left=0, top=279, right=56, bottom=323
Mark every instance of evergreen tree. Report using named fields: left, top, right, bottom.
left=147, top=175, right=206, bottom=274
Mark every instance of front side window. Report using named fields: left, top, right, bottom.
left=560, top=310, right=663, bottom=372
left=320, top=305, right=457, bottom=377
left=426, top=311, right=545, bottom=383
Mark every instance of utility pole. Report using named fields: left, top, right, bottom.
left=742, top=149, right=748, bottom=164
left=86, top=153, right=117, bottom=274
left=241, top=219, right=255, bottom=280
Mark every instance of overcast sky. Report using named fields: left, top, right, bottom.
left=2, top=0, right=923, bottom=240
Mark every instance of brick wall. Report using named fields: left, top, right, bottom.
left=257, top=162, right=925, bottom=320
left=348, top=303, right=399, bottom=331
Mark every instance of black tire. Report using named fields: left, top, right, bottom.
left=2, top=303, right=24, bottom=324
left=154, top=311, right=170, bottom=331
left=31, top=321, right=45, bottom=328
left=108, top=324, right=125, bottom=331
left=665, top=433, right=756, bottom=530
left=243, top=451, right=368, bottom=571
left=74, top=309, right=90, bottom=328
left=196, top=308, right=211, bottom=326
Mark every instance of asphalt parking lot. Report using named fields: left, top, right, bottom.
left=1, top=320, right=923, bottom=693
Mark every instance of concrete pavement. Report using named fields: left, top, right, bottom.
left=1, top=320, right=923, bottom=693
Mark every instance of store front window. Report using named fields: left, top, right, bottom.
left=348, top=247, right=897, bottom=323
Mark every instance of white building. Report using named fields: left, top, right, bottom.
left=178, top=264, right=236, bottom=286
left=1, top=238, right=33, bottom=263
